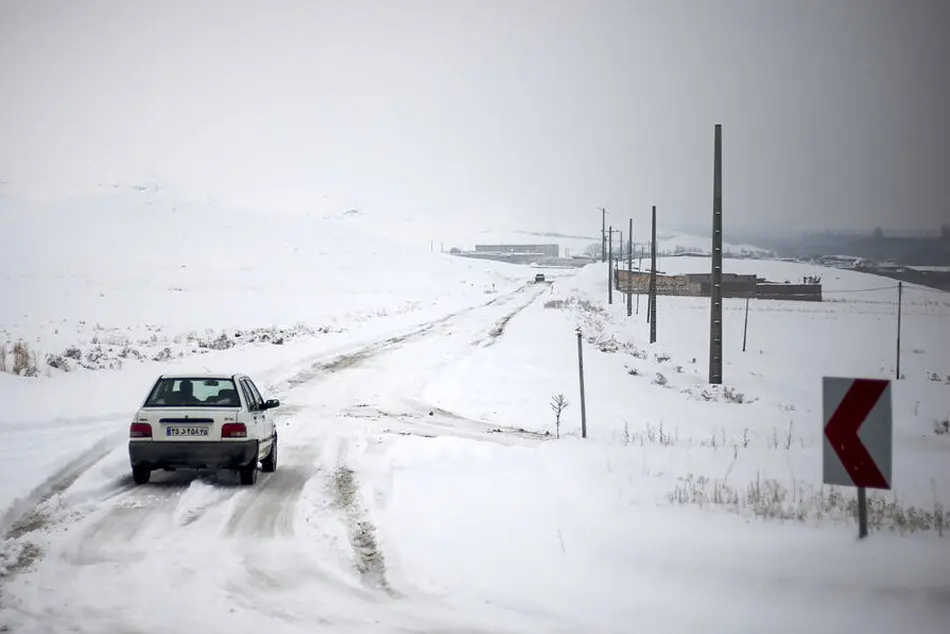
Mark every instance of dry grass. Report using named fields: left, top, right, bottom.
left=10, top=340, right=38, bottom=377
left=619, top=421, right=678, bottom=447
left=667, top=473, right=949, bottom=536
left=616, top=422, right=808, bottom=452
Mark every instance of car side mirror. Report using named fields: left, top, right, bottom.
left=263, top=399, right=280, bottom=410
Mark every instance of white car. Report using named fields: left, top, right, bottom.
left=128, top=373, right=279, bottom=485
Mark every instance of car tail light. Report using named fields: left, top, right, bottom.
left=221, top=422, right=247, bottom=438
left=129, top=422, right=152, bottom=438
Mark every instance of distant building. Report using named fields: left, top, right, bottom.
left=614, top=270, right=822, bottom=302
left=474, top=244, right=559, bottom=259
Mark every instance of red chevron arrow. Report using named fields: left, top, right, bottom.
left=825, top=378, right=889, bottom=489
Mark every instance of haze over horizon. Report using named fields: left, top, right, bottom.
left=2, top=0, right=947, bottom=241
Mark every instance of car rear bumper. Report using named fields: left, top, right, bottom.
left=129, top=440, right=259, bottom=470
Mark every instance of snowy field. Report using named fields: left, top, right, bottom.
left=1, top=196, right=949, bottom=633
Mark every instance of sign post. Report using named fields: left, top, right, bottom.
left=822, top=377, right=893, bottom=539
left=576, top=329, right=587, bottom=439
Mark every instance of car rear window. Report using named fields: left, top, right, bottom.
left=144, top=378, right=241, bottom=407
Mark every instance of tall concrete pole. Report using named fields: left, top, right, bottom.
left=649, top=205, right=657, bottom=343
left=608, top=225, right=614, bottom=304
left=627, top=217, right=633, bottom=317
left=709, top=124, right=724, bottom=385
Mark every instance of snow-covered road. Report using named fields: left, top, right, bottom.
left=0, top=283, right=558, bottom=634
left=2, top=271, right=949, bottom=634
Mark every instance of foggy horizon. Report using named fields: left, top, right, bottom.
left=2, top=0, right=948, bottom=242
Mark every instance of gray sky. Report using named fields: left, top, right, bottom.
left=1, top=0, right=947, bottom=238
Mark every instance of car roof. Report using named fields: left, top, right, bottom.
left=157, top=373, right=243, bottom=381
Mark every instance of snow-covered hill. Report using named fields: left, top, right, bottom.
left=0, top=188, right=526, bottom=376
left=317, top=205, right=771, bottom=258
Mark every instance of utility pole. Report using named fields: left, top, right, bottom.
left=709, top=123, right=724, bottom=385
left=646, top=244, right=651, bottom=323
left=649, top=205, right=657, bottom=343
left=617, top=230, right=623, bottom=304
left=742, top=295, right=750, bottom=352
left=627, top=217, right=633, bottom=317
left=576, top=329, right=587, bottom=439
left=896, top=282, right=903, bottom=379
left=637, top=246, right=643, bottom=315
left=600, top=207, right=607, bottom=262
left=608, top=225, right=614, bottom=304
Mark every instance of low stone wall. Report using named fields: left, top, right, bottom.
left=615, top=269, right=822, bottom=301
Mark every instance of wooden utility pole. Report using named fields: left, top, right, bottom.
left=600, top=207, right=607, bottom=262
left=709, top=123, right=724, bottom=384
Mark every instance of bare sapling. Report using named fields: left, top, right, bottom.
left=550, top=393, right=569, bottom=439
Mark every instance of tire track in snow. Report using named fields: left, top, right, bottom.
left=60, top=490, right=183, bottom=567
left=0, top=433, right=123, bottom=539
left=277, top=326, right=436, bottom=391
left=324, top=436, right=394, bottom=596
left=330, top=463, right=392, bottom=594
left=223, top=446, right=320, bottom=538
left=271, top=284, right=531, bottom=393
left=475, top=283, right=546, bottom=348
left=0, top=433, right=124, bottom=581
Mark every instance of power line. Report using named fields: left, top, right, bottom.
left=822, top=285, right=900, bottom=294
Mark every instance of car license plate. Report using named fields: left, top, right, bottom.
left=165, top=426, right=210, bottom=437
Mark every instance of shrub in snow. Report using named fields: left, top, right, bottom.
left=722, top=386, right=747, bottom=404
left=45, top=353, right=71, bottom=372
left=0, top=343, right=6, bottom=373
left=200, top=332, right=235, bottom=351
left=935, top=417, right=950, bottom=436
left=12, top=341, right=38, bottom=377
left=652, top=372, right=668, bottom=387
left=152, top=347, right=174, bottom=362
left=628, top=345, right=648, bottom=360
left=118, top=345, right=145, bottom=360
left=596, top=336, right=621, bottom=354
left=682, top=384, right=754, bottom=405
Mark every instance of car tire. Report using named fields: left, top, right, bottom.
left=238, top=463, right=258, bottom=486
left=132, top=466, right=151, bottom=485
left=261, top=435, right=277, bottom=473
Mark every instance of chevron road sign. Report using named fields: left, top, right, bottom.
left=822, top=377, right=893, bottom=539
left=823, top=377, right=892, bottom=489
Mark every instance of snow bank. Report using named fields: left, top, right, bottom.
left=424, top=259, right=950, bottom=525
left=368, top=434, right=950, bottom=634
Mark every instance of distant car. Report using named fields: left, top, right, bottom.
left=534, top=273, right=546, bottom=283
left=128, top=373, right=279, bottom=485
